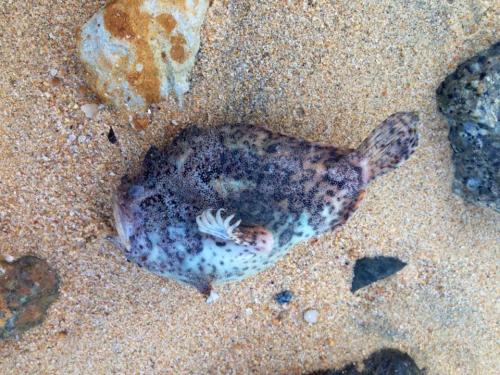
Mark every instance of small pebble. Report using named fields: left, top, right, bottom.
left=303, top=309, right=319, bottom=324
left=67, top=134, right=77, bottom=144
left=206, top=291, right=219, bottom=304
left=113, top=342, right=122, bottom=354
left=107, top=127, right=118, bottom=144
left=49, top=68, right=58, bottom=77
left=274, top=290, right=293, bottom=304
left=81, top=103, right=99, bottom=119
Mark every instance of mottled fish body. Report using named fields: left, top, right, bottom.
left=112, top=112, right=419, bottom=293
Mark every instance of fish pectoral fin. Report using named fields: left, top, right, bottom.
left=196, top=208, right=274, bottom=253
left=196, top=208, right=241, bottom=241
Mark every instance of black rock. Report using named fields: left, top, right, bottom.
left=363, top=349, right=423, bottom=375
left=351, top=256, right=407, bottom=292
left=437, top=42, right=500, bottom=212
left=108, top=127, right=118, bottom=144
left=307, top=348, right=424, bottom=375
left=307, top=363, right=358, bottom=375
left=274, top=290, right=293, bottom=304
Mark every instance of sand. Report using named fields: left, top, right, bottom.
left=0, top=1, right=498, bottom=374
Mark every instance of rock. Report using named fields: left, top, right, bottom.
left=308, top=364, right=358, bottom=375
left=67, top=133, right=77, bottom=144
left=205, top=290, right=219, bottom=304
left=307, top=348, right=424, bottom=375
left=361, top=349, right=423, bottom=375
left=274, top=290, right=294, bottom=305
left=108, top=127, right=118, bottom=144
left=304, top=309, right=319, bottom=324
left=437, top=42, right=500, bottom=212
left=0, top=256, right=60, bottom=339
left=81, top=103, right=99, bottom=119
left=351, top=256, right=407, bottom=292
left=78, top=0, right=209, bottom=122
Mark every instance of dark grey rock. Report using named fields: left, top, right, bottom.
left=437, top=42, right=500, bottom=212
left=351, top=256, right=407, bottom=293
left=274, top=290, right=293, bottom=304
left=307, top=348, right=424, bottom=375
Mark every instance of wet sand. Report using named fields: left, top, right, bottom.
left=0, top=1, right=498, bottom=374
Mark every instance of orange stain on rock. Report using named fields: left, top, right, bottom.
left=169, top=0, right=187, bottom=10
left=103, top=5, right=134, bottom=39
left=156, top=13, right=177, bottom=34
left=132, top=115, right=150, bottom=130
left=170, top=33, right=188, bottom=63
left=103, top=0, right=161, bottom=104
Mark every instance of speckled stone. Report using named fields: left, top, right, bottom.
left=78, top=0, right=209, bottom=123
left=437, top=42, right=500, bottom=212
left=0, top=256, right=60, bottom=339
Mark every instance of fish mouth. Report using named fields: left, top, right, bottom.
left=112, top=192, right=133, bottom=253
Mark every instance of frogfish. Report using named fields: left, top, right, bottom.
left=111, top=112, right=419, bottom=293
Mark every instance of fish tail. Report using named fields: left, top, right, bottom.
left=353, top=112, right=419, bottom=184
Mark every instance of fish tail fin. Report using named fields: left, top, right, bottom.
left=353, top=112, right=419, bottom=184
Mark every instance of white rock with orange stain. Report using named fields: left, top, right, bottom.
left=79, top=0, right=209, bottom=120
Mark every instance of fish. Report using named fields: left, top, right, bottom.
left=110, top=112, right=419, bottom=294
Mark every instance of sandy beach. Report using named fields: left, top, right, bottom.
left=0, top=1, right=498, bottom=374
